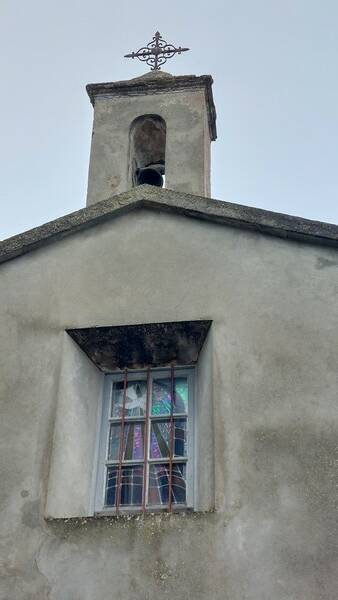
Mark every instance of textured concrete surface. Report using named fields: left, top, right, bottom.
left=86, top=71, right=217, bottom=141
left=2, top=185, right=338, bottom=265
left=67, top=320, right=211, bottom=371
left=85, top=71, right=215, bottom=202
left=45, top=334, right=103, bottom=519
left=1, top=206, right=338, bottom=599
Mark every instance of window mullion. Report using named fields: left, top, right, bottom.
left=186, top=370, right=194, bottom=508
left=148, top=457, right=187, bottom=464
left=109, top=416, right=146, bottom=423
left=150, top=413, right=187, bottom=422
left=106, top=459, right=145, bottom=466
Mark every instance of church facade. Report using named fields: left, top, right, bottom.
left=1, top=70, right=338, bottom=600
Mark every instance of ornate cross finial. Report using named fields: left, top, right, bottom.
left=124, top=31, right=189, bottom=71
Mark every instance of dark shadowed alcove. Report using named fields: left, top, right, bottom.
left=67, top=320, right=211, bottom=372
left=129, top=114, right=166, bottom=187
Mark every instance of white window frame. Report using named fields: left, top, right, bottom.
left=94, top=366, right=195, bottom=514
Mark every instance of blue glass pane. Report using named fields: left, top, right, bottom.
left=106, top=465, right=143, bottom=506
left=150, top=419, right=187, bottom=458
left=148, top=463, right=186, bottom=506
left=151, top=377, right=188, bottom=416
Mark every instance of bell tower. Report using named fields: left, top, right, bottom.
left=85, top=35, right=217, bottom=206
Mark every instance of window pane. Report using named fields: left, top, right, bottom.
left=148, top=463, right=186, bottom=506
left=151, top=377, right=188, bottom=416
left=108, top=422, right=145, bottom=461
left=150, top=419, right=187, bottom=458
left=108, top=423, right=121, bottom=461
left=111, top=380, right=147, bottom=417
left=105, top=465, right=143, bottom=507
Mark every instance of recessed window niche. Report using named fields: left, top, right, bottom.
left=129, top=114, right=166, bottom=188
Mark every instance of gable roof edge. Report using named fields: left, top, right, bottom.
left=1, top=185, right=338, bottom=265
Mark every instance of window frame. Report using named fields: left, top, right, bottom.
left=94, top=366, right=195, bottom=514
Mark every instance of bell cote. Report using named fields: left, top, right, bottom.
left=85, top=71, right=217, bottom=206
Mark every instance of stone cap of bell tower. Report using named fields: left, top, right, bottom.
left=86, top=71, right=217, bottom=141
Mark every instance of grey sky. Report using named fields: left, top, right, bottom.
left=0, top=0, right=337, bottom=240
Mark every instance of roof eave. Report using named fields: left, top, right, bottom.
left=1, top=185, right=338, bottom=265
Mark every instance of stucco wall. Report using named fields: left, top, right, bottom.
left=0, top=208, right=338, bottom=599
left=45, top=334, right=104, bottom=519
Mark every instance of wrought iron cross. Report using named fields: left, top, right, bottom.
left=124, top=31, right=189, bottom=71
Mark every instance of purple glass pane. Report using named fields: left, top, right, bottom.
left=148, top=463, right=186, bottom=506
left=108, top=422, right=145, bottom=461
left=124, top=422, right=144, bottom=460
left=150, top=419, right=187, bottom=458
left=151, top=377, right=188, bottom=416
left=111, top=380, right=147, bottom=417
left=106, top=465, right=143, bottom=507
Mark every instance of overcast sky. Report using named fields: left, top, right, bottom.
left=0, top=0, right=337, bottom=239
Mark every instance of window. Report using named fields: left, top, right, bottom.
left=95, top=367, right=194, bottom=513
left=46, top=322, right=212, bottom=520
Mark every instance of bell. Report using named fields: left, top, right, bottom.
left=136, top=167, right=163, bottom=187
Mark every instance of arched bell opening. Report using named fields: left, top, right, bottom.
left=129, top=115, right=166, bottom=188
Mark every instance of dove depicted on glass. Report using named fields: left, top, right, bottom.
left=111, top=380, right=147, bottom=418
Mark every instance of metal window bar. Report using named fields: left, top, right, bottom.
left=142, top=368, right=151, bottom=512
left=168, top=365, right=175, bottom=513
left=115, top=368, right=128, bottom=513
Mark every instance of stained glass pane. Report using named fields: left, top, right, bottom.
left=150, top=419, right=187, bottom=458
left=148, top=463, right=186, bottom=506
left=111, top=380, right=147, bottom=417
left=108, top=423, right=121, bottom=461
left=151, top=377, right=188, bottom=416
left=105, top=465, right=143, bottom=506
left=108, top=422, right=145, bottom=461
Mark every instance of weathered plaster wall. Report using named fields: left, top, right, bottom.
left=1, top=208, right=338, bottom=599
left=45, top=334, right=104, bottom=519
left=86, top=88, right=211, bottom=204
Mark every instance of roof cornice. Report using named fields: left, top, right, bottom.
left=1, top=185, right=338, bottom=265
left=86, top=73, right=217, bottom=141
